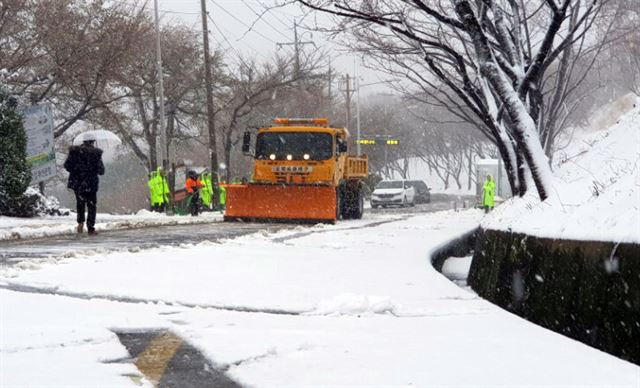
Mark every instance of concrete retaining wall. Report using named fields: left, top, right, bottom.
left=468, top=229, right=640, bottom=364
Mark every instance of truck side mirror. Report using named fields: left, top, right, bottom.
left=242, top=131, right=251, bottom=154
left=338, top=141, right=348, bottom=154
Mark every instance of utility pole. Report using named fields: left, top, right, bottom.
left=339, top=74, right=354, bottom=129
left=153, top=0, right=167, bottom=170
left=327, top=59, right=333, bottom=101
left=355, top=61, right=361, bottom=155
left=294, top=20, right=299, bottom=78
left=345, top=74, right=351, bottom=129
left=200, top=0, right=218, bottom=177
left=277, top=20, right=315, bottom=87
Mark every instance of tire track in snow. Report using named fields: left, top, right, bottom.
left=270, top=215, right=411, bottom=243
left=0, top=281, right=305, bottom=316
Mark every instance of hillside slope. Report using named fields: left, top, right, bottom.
left=482, top=96, right=640, bottom=243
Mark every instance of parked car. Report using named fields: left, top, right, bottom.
left=370, top=179, right=415, bottom=208
left=407, top=180, right=431, bottom=204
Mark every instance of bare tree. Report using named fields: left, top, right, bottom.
left=608, top=0, right=640, bottom=96
left=292, top=0, right=609, bottom=201
left=101, top=23, right=211, bottom=172
left=4, top=0, right=149, bottom=138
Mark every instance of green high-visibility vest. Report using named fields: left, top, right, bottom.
left=200, top=172, right=214, bottom=206
left=148, top=168, right=169, bottom=205
left=219, top=184, right=226, bottom=205
left=483, top=178, right=496, bottom=207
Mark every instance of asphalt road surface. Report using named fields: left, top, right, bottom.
left=0, top=193, right=474, bottom=266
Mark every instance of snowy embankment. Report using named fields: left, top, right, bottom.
left=483, top=95, right=640, bottom=243
left=0, top=210, right=221, bottom=241
left=2, top=210, right=638, bottom=386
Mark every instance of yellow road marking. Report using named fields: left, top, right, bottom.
left=134, top=331, right=183, bottom=386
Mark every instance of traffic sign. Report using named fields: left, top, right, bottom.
left=357, top=139, right=376, bottom=145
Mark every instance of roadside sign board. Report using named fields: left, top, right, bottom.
left=22, top=104, right=56, bottom=184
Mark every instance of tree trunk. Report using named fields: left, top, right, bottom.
left=224, top=127, right=233, bottom=182
left=516, top=145, right=528, bottom=196
left=467, top=148, right=473, bottom=191
left=455, top=1, right=553, bottom=200
left=146, top=128, right=158, bottom=172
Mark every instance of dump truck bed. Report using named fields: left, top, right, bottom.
left=346, top=156, right=368, bottom=179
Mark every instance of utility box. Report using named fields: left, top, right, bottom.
left=476, top=158, right=511, bottom=200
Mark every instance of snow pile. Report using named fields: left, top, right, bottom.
left=441, top=255, right=473, bottom=282
left=0, top=210, right=222, bottom=241
left=24, top=187, right=69, bottom=216
left=308, top=293, right=399, bottom=316
left=483, top=96, right=640, bottom=242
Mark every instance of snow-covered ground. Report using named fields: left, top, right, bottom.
left=2, top=209, right=637, bottom=386
left=483, top=95, right=640, bottom=243
left=0, top=210, right=222, bottom=241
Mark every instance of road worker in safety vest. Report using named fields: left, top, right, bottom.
left=482, top=174, right=496, bottom=213
left=148, top=167, right=169, bottom=212
left=218, top=180, right=227, bottom=211
left=199, top=170, right=214, bottom=210
left=185, top=170, right=204, bottom=216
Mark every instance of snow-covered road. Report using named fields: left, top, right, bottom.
left=1, top=209, right=638, bottom=387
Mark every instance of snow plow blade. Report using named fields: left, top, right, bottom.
left=224, top=184, right=336, bottom=223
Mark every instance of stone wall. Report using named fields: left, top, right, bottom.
left=468, top=229, right=640, bottom=365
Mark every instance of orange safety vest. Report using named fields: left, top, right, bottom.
left=185, top=177, right=203, bottom=193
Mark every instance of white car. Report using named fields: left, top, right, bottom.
left=370, top=180, right=416, bottom=208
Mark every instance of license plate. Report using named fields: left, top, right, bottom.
left=272, top=166, right=313, bottom=173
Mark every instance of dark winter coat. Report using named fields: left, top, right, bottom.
left=64, top=145, right=105, bottom=193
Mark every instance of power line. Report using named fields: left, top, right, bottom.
left=261, top=3, right=298, bottom=27
left=208, top=0, right=278, bottom=44
left=206, top=12, right=267, bottom=61
left=239, top=0, right=291, bottom=41
left=162, top=10, right=200, bottom=16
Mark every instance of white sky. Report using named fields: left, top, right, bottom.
left=153, top=0, right=394, bottom=96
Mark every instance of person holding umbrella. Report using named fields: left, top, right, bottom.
left=64, top=133, right=105, bottom=235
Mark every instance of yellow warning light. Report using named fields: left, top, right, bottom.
left=273, top=118, right=329, bottom=126
left=357, top=139, right=376, bottom=145
left=386, top=139, right=400, bottom=145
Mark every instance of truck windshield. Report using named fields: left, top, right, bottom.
left=255, top=132, right=333, bottom=161
left=376, top=181, right=403, bottom=189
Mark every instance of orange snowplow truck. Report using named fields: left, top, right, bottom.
left=223, top=118, right=368, bottom=223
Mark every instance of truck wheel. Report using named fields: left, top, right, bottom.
left=341, top=183, right=359, bottom=220
left=353, top=189, right=364, bottom=219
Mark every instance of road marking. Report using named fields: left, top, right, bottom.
left=134, top=331, right=183, bottom=386
left=116, top=330, right=242, bottom=387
